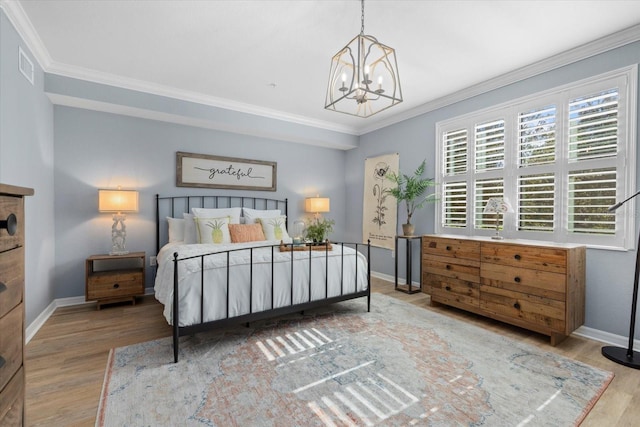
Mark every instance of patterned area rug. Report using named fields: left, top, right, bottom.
left=97, top=294, right=612, bottom=426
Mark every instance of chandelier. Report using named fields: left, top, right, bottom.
left=324, top=0, right=402, bottom=118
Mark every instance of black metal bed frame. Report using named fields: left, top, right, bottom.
left=156, top=194, right=371, bottom=363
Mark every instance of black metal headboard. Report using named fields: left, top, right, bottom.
left=155, top=194, right=288, bottom=254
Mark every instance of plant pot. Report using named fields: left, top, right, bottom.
left=402, top=223, right=415, bottom=236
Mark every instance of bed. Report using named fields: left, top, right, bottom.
left=155, top=194, right=371, bottom=362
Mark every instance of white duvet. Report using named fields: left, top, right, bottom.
left=154, top=240, right=369, bottom=326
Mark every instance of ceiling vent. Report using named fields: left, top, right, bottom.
left=18, top=46, right=34, bottom=85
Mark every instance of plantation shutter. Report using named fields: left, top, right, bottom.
left=475, top=119, right=505, bottom=171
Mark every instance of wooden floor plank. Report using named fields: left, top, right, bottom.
left=25, top=278, right=639, bottom=426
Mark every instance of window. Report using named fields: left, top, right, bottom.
left=436, top=66, right=637, bottom=249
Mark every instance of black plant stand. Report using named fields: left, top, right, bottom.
left=395, top=235, right=422, bottom=294
left=602, top=190, right=640, bottom=369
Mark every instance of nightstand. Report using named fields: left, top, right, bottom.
left=85, top=252, right=145, bottom=309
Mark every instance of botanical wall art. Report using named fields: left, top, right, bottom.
left=362, top=153, right=399, bottom=250
left=177, top=151, right=277, bottom=191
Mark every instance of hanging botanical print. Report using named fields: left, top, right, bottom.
left=362, top=153, right=399, bottom=249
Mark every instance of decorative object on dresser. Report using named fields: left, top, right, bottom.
left=0, top=183, right=33, bottom=427
left=324, top=0, right=402, bottom=118
left=602, top=189, right=640, bottom=369
left=85, top=252, right=145, bottom=310
left=98, top=188, right=139, bottom=255
left=386, top=159, right=436, bottom=236
left=483, top=197, right=514, bottom=240
left=394, top=235, right=422, bottom=294
left=422, top=235, right=585, bottom=345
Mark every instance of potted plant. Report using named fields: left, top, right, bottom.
left=305, top=218, right=335, bottom=243
left=386, top=159, right=437, bottom=236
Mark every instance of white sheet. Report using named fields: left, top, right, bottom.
left=154, top=240, right=369, bottom=326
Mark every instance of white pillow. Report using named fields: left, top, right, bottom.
left=192, top=207, right=242, bottom=224
left=166, top=217, right=185, bottom=243
left=183, top=213, right=197, bottom=244
left=194, top=216, right=231, bottom=244
left=243, top=207, right=281, bottom=224
left=257, top=216, right=290, bottom=241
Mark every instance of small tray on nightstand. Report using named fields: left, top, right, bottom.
left=279, top=241, right=333, bottom=252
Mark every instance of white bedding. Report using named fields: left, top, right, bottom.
left=154, top=240, right=369, bottom=326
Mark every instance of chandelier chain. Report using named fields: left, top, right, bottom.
left=360, top=0, right=365, bottom=35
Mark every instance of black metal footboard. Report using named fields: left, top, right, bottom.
left=170, top=241, right=371, bottom=363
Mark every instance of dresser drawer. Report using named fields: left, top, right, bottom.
left=0, top=196, right=24, bottom=253
left=424, top=254, right=480, bottom=283
left=480, top=285, right=566, bottom=332
left=481, top=243, right=567, bottom=274
left=0, top=248, right=24, bottom=319
left=0, top=366, right=24, bottom=426
left=481, top=262, right=566, bottom=301
left=87, top=270, right=143, bottom=300
left=423, top=236, right=480, bottom=261
left=424, top=274, right=479, bottom=307
left=0, top=304, right=23, bottom=392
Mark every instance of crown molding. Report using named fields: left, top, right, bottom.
left=0, top=0, right=52, bottom=69
left=3, top=1, right=639, bottom=139
left=357, top=23, right=640, bottom=135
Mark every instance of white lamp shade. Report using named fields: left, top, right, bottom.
left=483, top=197, right=514, bottom=214
left=98, top=189, right=139, bottom=213
left=305, top=197, right=330, bottom=213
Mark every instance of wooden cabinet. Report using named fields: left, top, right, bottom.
left=422, top=235, right=585, bottom=346
left=85, top=252, right=145, bottom=309
left=0, top=183, right=33, bottom=427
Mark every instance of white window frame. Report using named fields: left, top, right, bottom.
left=435, top=65, right=637, bottom=250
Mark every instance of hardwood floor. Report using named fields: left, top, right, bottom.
left=25, top=278, right=640, bottom=426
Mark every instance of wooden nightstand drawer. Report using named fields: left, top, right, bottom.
left=0, top=366, right=24, bottom=426
left=86, top=252, right=146, bottom=309
left=87, top=270, right=143, bottom=300
left=0, top=248, right=24, bottom=319
left=0, top=195, right=24, bottom=253
left=0, top=304, right=23, bottom=393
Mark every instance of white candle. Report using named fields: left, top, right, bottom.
left=377, top=75, right=383, bottom=90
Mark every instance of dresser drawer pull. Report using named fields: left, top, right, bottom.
left=514, top=276, right=521, bottom=283
left=446, top=246, right=452, bottom=251
left=513, top=302, right=521, bottom=310
left=0, top=282, right=6, bottom=293
left=113, top=283, right=120, bottom=289
left=0, top=213, right=17, bottom=236
left=445, top=286, right=451, bottom=291
left=0, top=355, right=5, bottom=369
left=445, top=265, right=451, bottom=270
left=514, top=254, right=521, bottom=261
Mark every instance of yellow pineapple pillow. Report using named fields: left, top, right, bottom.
left=194, top=216, right=231, bottom=244
left=257, top=216, right=290, bottom=242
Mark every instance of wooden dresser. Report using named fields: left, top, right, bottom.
left=0, top=184, right=33, bottom=426
left=422, top=234, right=585, bottom=345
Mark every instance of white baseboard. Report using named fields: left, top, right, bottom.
left=25, top=287, right=156, bottom=344
left=26, top=281, right=638, bottom=352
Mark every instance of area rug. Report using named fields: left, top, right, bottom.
left=97, top=294, right=613, bottom=426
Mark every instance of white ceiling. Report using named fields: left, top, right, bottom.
left=9, top=0, right=640, bottom=135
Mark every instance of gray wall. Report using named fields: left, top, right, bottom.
left=53, top=106, right=347, bottom=297
left=0, top=12, right=56, bottom=325
left=345, top=41, right=640, bottom=337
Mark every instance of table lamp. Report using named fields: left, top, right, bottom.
left=305, top=195, right=330, bottom=221
left=99, top=188, right=139, bottom=255
left=483, top=197, right=513, bottom=240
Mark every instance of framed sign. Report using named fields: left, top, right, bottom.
left=176, top=152, right=277, bottom=191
